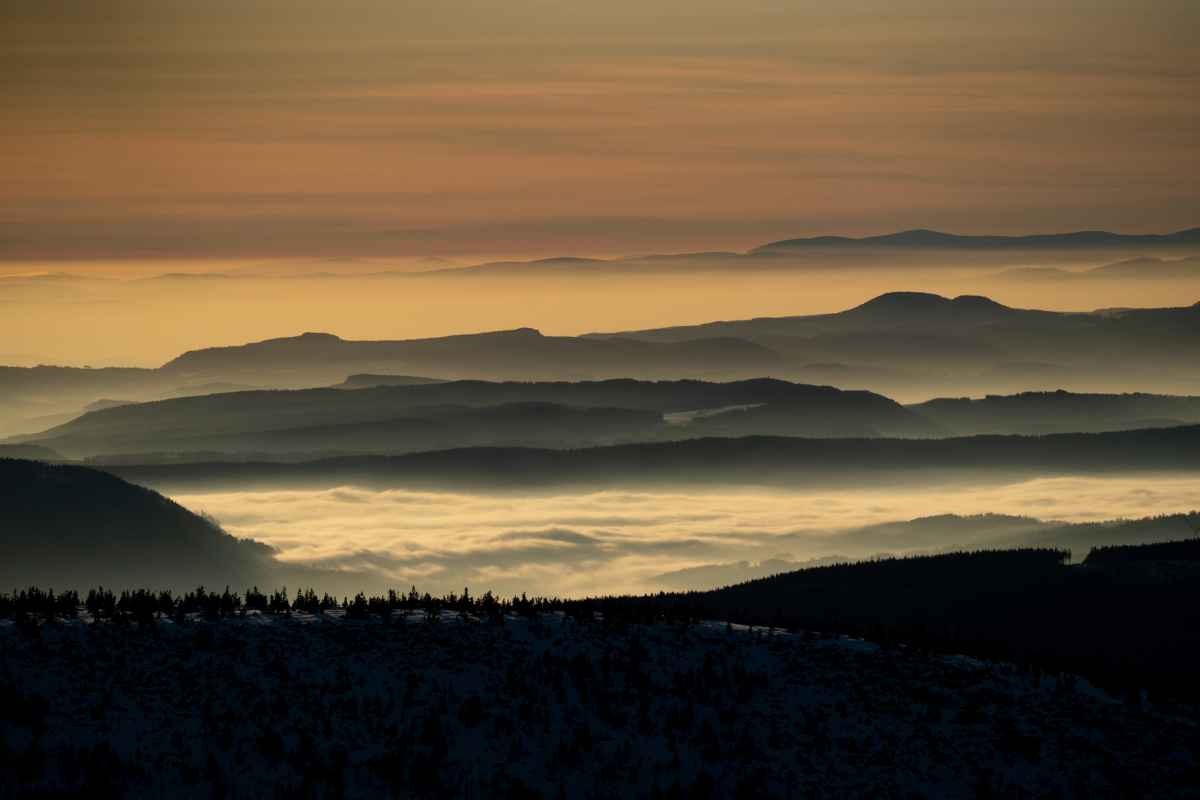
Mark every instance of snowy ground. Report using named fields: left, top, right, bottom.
left=2, top=612, right=1198, bottom=798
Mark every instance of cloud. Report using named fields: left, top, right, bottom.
left=173, top=475, right=1200, bottom=597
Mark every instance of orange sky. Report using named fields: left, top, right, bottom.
left=2, top=0, right=1197, bottom=260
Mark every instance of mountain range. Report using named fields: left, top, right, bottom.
left=17, top=370, right=1200, bottom=461
left=9, top=379, right=937, bottom=460
left=749, top=227, right=1200, bottom=255
left=5, top=290, right=1200, bottom=438
left=98, top=424, right=1200, bottom=493
left=401, top=227, right=1200, bottom=276
left=122, top=292, right=1200, bottom=392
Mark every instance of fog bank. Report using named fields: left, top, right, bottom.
left=174, top=475, right=1200, bottom=597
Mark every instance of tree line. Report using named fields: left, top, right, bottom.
left=0, top=584, right=560, bottom=624
left=4, top=542, right=1199, bottom=701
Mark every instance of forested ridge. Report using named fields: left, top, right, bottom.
left=6, top=540, right=1200, bottom=702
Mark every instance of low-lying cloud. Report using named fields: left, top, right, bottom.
left=173, top=475, right=1200, bottom=597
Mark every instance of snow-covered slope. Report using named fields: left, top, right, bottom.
left=1, top=612, right=1195, bottom=797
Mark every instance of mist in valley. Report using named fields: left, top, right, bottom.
left=171, top=474, right=1200, bottom=598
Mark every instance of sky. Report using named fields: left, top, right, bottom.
left=3, top=0, right=1198, bottom=261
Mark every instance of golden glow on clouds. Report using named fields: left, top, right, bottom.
left=174, top=475, right=1200, bottom=596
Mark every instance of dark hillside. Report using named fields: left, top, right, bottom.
left=0, top=459, right=277, bottom=590
left=576, top=542, right=1200, bottom=701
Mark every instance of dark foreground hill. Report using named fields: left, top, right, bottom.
left=573, top=541, right=1200, bottom=703
left=103, top=424, right=1200, bottom=493
left=657, top=512, right=1200, bottom=589
left=1, top=604, right=1196, bottom=797
left=0, top=459, right=315, bottom=592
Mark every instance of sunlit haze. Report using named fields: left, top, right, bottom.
left=175, top=476, right=1200, bottom=597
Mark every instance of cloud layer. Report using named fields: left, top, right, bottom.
left=174, top=474, right=1200, bottom=597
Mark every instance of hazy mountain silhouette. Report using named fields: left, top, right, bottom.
left=12, top=379, right=937, bottom=459
left=910, top=390, right=1200, bottom=435
left=818, top=511, right=1200, bottom=557
left=682, top=394, right=936, bottom=438
left=18, top=376, right=1192, bottom=459
left=75, top=402, right=665, bottom=459
left=394, top=227, right=1200, bottom=276
left=8, top=290, right=1200, bottom=437
left=1087, top=255, right=1200, bottom=279
left=82, top=398, right=136, bottom=413
left=337, top=374, right=447, bottom=388
left=588, top=292, right=1048, bottom=341
left=0, top=443, right=62, bottom=461
left=752, top=226, right=1200, bottom=254
left=0, top=366, right=258, bottom=437
left=161, top=328, right=782, bottom=383
left=0, top=366, right=163, bottom=437
left=996, top=255, right=1200, bottom=282
left=585, top=292, right=1200, bottom=395
left=840, top=291, right=1022, bottom=326
left=145, top=291, right=1200, bottom=393
left=428, top=255, right=611, bottom=277
left=101, top=424, right=1200, bottom=493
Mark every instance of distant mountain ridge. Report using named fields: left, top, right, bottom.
left=752, top=226, right=1200, bottom=254
left=910, top=390, right=1200, bottom=435
left=6, top=289, right=1200, bottom=438
left=161, top=327, right=782, bottom=381
left=11, top=378, right=939, bottom=459
left=403, top=226, right=1200, bottom=276
left=996, top=255, right=1200, bottom=282
left=14, top=379, right=1200, bottom=459
left=103, top=424, right=1200, bottom=493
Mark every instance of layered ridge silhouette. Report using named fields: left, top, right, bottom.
left=98, top=424, right=1200, bottom=492
left=7, top=379, right=937, bottom=459
left=6, top=290, right=1200, bottom=436
left=13, top=378, right=1200, bottom=461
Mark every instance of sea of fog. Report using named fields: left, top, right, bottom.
left=174, top=475, right=1200, bottom=598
